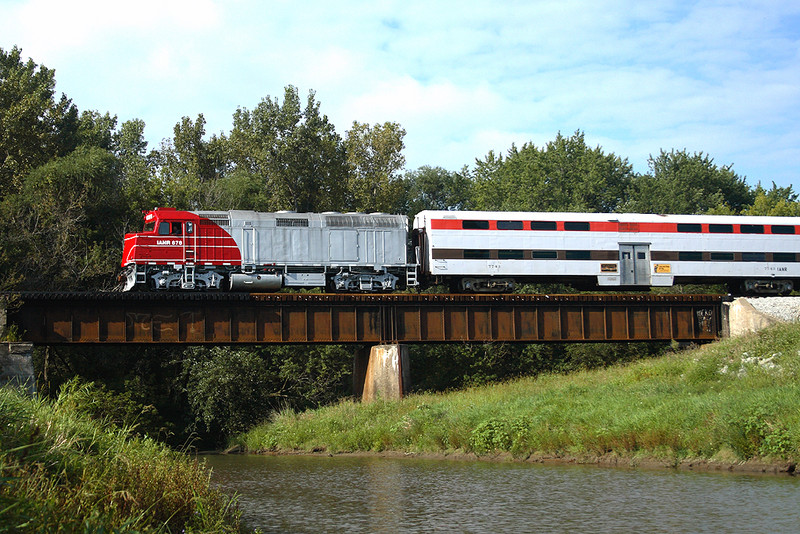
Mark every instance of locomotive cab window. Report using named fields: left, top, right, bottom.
left=143, top=221, right=155, bottom=233
left=158, top=222, right=182, bottom=235
left=186, top=222, right=194, bottom=234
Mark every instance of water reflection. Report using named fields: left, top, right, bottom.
left=206, top=454, right=800, bottom=533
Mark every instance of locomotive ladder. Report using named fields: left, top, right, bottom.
left=406, top=265, right=419, bottom=287
left=182, top=228, right=196, bottom=290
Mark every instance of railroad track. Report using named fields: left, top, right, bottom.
left=0, top=291, right=727, bottom=303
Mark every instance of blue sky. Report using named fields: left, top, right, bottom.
left=2, top=0, right=799, bottom=188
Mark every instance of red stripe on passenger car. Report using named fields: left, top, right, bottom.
left=429, top=219, right=800, bottom=235
left=430, top=219, right=464, bottom=229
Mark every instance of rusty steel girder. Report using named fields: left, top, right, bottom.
left=2, top=292, right=723, bottom=344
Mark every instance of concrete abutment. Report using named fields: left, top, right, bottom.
left=723, top=297, right=793, bottom=338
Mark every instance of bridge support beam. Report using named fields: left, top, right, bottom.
left=354, top=344, right=409, bottom=402
left=0, top=343, right=36, bottom=394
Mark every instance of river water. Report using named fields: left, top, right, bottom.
left=205, top=454, right=800, bottom=533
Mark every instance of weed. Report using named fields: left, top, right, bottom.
left=0, top=384, right=244, bottom=532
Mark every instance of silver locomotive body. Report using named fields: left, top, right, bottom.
left=199, top=210, right=414, bottom=291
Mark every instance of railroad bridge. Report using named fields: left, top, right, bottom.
left=1, top=292, right=724, bottom=399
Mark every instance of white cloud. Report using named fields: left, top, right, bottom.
left=1, top=0, right=798, bottom=185
left=6, top=0, right=220, bottom=61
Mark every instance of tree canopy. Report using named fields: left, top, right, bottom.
left=470, top=131, right=634, bottom=213
left=621, top=149, right=754, bottom=214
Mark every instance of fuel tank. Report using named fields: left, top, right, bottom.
left=229, top=273, right=282, bottom=291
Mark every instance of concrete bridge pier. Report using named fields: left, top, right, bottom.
left=2, top=304, right=36, bottom=394
left=0, top=342, right=36, bottom=394
left=354, top=344, right=410, bottom=402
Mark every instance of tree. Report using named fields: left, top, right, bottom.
left=471, top=131, right=633, bottom=212
left=0, top=46, right=79, bottom=197
left=622, top=149, right=754, bottom=214
left=115, top=119, right=160, bottom=223
left=744, top=183, right=800, bottom=216
left=182, top=344, right=353, bottom=439
left=344, top=121, right=406, bottom=213
left=201, top=168, right=271, bottom=211
left=402, top=165, right=472, bottom=216
left=227, top=86, right=348, bottom=212
left=77, top=110, right=117, bottom=151
left=1, top=146, right=122, bottom=290
left=153, top=114, right=229, bottom=209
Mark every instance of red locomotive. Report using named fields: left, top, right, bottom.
left=120, top=207, right=413, bottom=291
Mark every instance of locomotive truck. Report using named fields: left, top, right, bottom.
left=120, top=207, right=800, bottom=294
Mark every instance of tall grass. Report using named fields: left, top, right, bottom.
left=0, top=381, right=243, bottom=532
left=236, top=322, right=800, bottom=465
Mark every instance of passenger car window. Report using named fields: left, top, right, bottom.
left=678, top=251, right=703, bottom=261
left=564, top=222, right=590, bottom=231
left=497, top=220, right=523, bottom=230
left=709, top=224, right=733, bottom=233
left=773, top=253, right=796, bottom=262
left=742, top=252, right=766, bottom=262
left=464, top=249, right=491, bottom=259
left=565, top=250, right=591, bottom=260
left=498, top=250, right=524, bottom=259
left=531, top=251, right=557, bottom=259
left=740, top=224, right=764, bottom=234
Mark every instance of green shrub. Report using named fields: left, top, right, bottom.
left=469, top=419, right=513, bottom=454
left=723, top=407, right=793, bottom=459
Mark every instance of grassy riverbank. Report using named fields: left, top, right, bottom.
left=0, top=383, right=243, bottom=532
left=236, top=322, right=800, bottom=471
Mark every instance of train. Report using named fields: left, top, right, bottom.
left=120, top=207, right=800, bottom=294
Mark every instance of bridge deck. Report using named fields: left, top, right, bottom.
left=2, top=292, right=723, bottom=344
